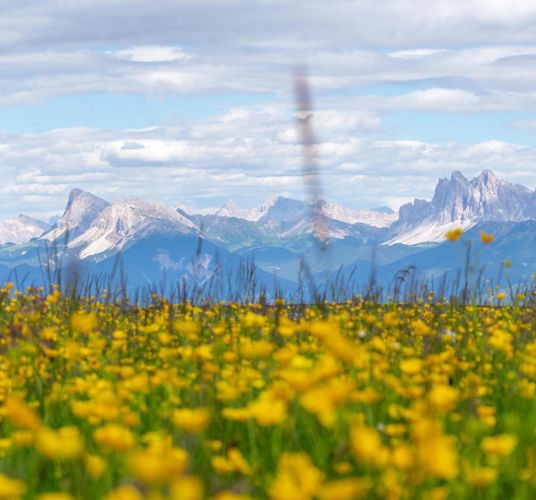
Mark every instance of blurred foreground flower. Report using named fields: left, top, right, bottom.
left=480, top=231, right=495, bottom=244
left=445, top=227, right=463, bottom=241
left=0, top=474, right=25, bottom=499
left=36, top=426, right=84, bottom=461
left=269, top=452, right=324, bottom=500
left=481, top=434, right=517, bottom=457
left=172, top=408, right=211, bottom=433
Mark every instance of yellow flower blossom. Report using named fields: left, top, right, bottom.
left=213, top=492, right=252, bottom=500
left=211, top=448, right=252, bottom=476
left=411, top=319, right=431, bottom=336
left=317, top=478, right=369, bottom=500
left=70, top=312, right=98, bottom=334
left=5, top=397, right=40, bottom=431
left=391, top=444, right=414, bottom=470
left=172, top=408, right=211, bottom=433
left=269, top=452, right=324, bottom=500
left=128, top=446, right=189, bottom=486
left=0, top=474, right=25, bottom=500
left=480, top=231, right=495, bottom=244
left=481, top=434, right=518, bottom=457
left=94, top=424, right=135, bottom=452
left=428, top=385, right=459, bottom=413
left=248, top=392, right=288, bottom=426
left=85, top=454, right=106, bottom=479
left=104, top=485, right=143, bottom=500
left=413, top=419, right=458, bottom=480
left=350, top=425, right=389, bottom=467
left=400, top=358, right=423, bottom=375
left=445, top=227, right=463, bottom=241
left=465, top=466, right=497, bottom=487
left=170, top=476, right=204, bottom=500
left=36, top=426, right=84, bottom=461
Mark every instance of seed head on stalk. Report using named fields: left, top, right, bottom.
left=293, top=66, right=329, bottom=251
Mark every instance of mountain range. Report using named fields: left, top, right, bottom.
left=0, top=169, right=535, bottom=299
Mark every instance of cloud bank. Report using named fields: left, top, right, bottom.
left=1, top=0, right=536, bottom=217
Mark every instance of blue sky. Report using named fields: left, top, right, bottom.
left=0, top=93, right=270, bottom=133
left=2, top=0, right=536, bottom=219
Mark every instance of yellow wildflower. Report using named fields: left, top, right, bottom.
left=481, top=434, right=518, bottom=457
left=70, top=311, right=98, bottom=334
left=104, top=485, right=143, bottom=500
left=350, top=425, right=389, bottom=467
left=428, top=385, right=459, bottom=413
left=0, top=474, right=25, bottom=499
left=480, top=231, right=494, bottom=244
left=228, top=448, right=253, bottom=475
left=213, top=492, right=252, bottom=500
left=40, top=327, right=58, bottom=342
left=211, top=448, right=252, bottom=476
left=248, top=392, right=288, bottom=426
left=391, top=444, right=414, bottom=470
left=128, top=446, right=189, bottom=486
left=317, top=478, right=369, bottom=500
left=466, top=466, right=497, bottom=487
left=170, top=476, right=204, bottom=500
left=5, top=397, right=40, bottom=431
left=411, top=319, right=431, bottom=336
left=94, top=424, right=135, bottom=452
left=414, top=419, right=458, bottom=480
left=45, top=290, right=61, bottom=305
left=400, top=358, right=423, bottom=375
left=222, top=407, right=252, bottom=422
left=172, top=408, right=211, bottom=433
left=36, top=426, right=84, bottom=461
left=445, top=227, right=463, bottom=241
left=269, top=452, right=324, bottom=500
left=85, top=454, right=106, bottom=479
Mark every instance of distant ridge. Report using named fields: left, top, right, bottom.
left=0, top=170, right=535, bottom=293
left=0, top=214, right=50, bottom=245
left=2, top=169, right=536, bottom=253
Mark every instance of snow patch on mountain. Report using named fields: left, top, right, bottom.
left=385, top=219, right=476, bottom=246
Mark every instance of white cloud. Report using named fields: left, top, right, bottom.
left=2, top=1, right=536, bottom=218
left=393, top=89, right=480, bottom=111
left=114, top=46, right=192, bottom=63
left=389, top=49, right=451, bottom=59
left=1, top=103, right=535, bottom=220
left=4, top=3, right=536, bottom=106
left=3, top=0, right=536, bottom=52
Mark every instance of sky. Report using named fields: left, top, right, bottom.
left=2, top=0, right=536, bottom=219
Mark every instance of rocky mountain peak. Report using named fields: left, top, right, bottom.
left=451, top=170, right=469, bottom=183
left=43, top=188, right=110, bottom=241
left=388, top=170, right=535, bottom=245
